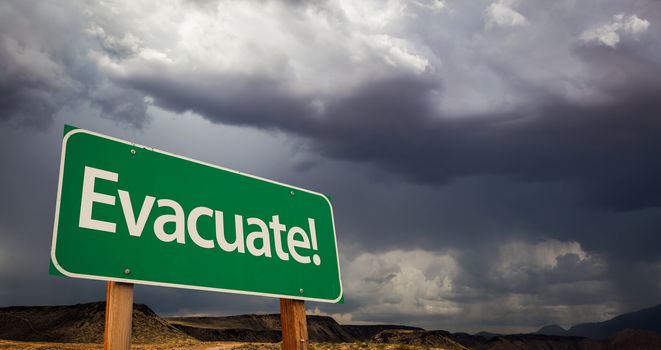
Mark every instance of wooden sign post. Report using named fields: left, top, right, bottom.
left=104, top=281, right=134, bottom=350
left=280, top=298, right=308, bottom=350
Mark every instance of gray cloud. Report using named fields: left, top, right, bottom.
left=125, top=65, right=661, bottom=210
left=84, top=0, right=661, bottom=211
left=0, top=2, right=149, bottom=128
left=328, top=239, right=644, bottom=332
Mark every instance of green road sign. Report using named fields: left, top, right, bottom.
left=50, top=126, right=342, bottom=303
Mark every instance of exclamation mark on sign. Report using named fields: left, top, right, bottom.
left=309, top=218, right=321, bottom=266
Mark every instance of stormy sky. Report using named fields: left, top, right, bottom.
left=1, top=0, right=661, bottom=333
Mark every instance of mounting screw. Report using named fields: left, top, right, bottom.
left=299, top=288, right=304, bottom=293
left=130, top=149, right=136, bottom=155
left=124, top=268, right=131, bottom=275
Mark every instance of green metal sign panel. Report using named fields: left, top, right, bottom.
left=50, top=126, right=342, bottom=303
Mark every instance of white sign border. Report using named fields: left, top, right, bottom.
left=50, top=127, right=343, bottom=303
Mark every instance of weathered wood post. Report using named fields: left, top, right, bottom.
left=104, top=281, right=134, bottom=350
left=280, top=298, right=309, bottom=350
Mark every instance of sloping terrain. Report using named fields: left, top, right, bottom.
left=568, top=304, right=661, bottom=340
left=606, top=329, right=661, bottom=350
left=368, top=329, right=658, bottom=350
left=0, top=302, right=192, bottom=344
left=168, top=314, right=282, bottom=342
left=171, top=323, right=281, bottom=343
left=369, top=329, right=500, bottom=349
left=372, top=329, right=470, bottom=350
left=169, top=314, right=429, bottom=343
left=341, top=324, right=423, bottom=340
left=474, top=332, right=502, bottom=340
left=168, top=314, right=355, bottom=342
left=1, top=302, right=660, bottom=349
left=446, top=332, right=490, bottom=349
left=537, top=324, right=569, bottom=336
left=477, top=334, right=605, bottom=350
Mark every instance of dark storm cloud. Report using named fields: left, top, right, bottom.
left=123, top=61, right=661, bottom=211
left=0, top=2, right=149, bottom=128
left=64, top=0, right=658, bottom=213
left=3, top=1, right=659, bottom=211
left=0, top=2, right=82, bottom=127
left=123, top=73, right=314, bottom=132
left=449, top=246, right=609, bottom=311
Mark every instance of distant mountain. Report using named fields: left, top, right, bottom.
left=568, top=304, right=661, bottom=340
left=0, top=302, right=192, bottom=343
left=536, top=324, right=568, bottom=336
left=474, top=331, right=503, bottom=339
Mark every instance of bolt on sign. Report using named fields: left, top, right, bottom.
left=50, top=126, right=343, bottom=303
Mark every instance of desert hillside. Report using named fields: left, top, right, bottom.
left=1, top=302, right=660, bottom=349
left=168, top=314, right=353, bottom=342
left=167, top=314, right=419, bottom=343
left=0, top=302, right=192, bottom=344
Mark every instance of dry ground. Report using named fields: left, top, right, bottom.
left=0, top=340, right=451, bottom=350
left=0, top=340, right=237, bottom=350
